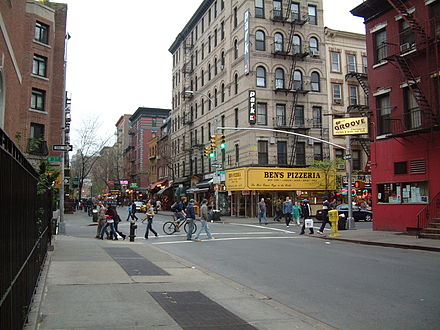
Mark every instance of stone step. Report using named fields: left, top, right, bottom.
left=418, top=233, right=440, bottom=240
left=428, top=223, right=440, bottom=228
left=431, top=217, right=440, bottom=224
left=420, top=228, right=440, bottom=234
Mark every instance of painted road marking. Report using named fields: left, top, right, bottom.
left=152, top=236, right=304, bottom=245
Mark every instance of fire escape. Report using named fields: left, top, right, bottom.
left=384, top=0, right=439, bottom=132
left=271, top=1, right=312, bottom=166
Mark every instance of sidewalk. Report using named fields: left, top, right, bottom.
left=27, top=211, right=333, bottom=330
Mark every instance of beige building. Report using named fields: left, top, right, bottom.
left=169, top=0, right=331, bottom=216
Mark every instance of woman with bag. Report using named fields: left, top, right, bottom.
left=141, top=203, right=158, bottom=239
left=300, top=199, right=314, bottom=235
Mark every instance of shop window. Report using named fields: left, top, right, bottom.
left=377, top=181, right=429, bottom=204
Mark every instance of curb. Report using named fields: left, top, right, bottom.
left=312, top=235, right=440, bottom=252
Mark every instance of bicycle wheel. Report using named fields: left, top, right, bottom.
left=184, top=221, right=197, bottom=234
left=163, top=221, right=177, bottom=235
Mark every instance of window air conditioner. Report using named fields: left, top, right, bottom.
left=400, top=43, right=411, bottom=52
left=334, top=99, right=342, bottom=104
left=310, top=49, right=320, bottom=57
left=337, top=163, right=346, bottom=170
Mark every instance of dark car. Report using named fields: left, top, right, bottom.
left=315, top=204, right=372, bottom=222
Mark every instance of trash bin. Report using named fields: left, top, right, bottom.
left=211, top=210, right=221, bottom=221
left=338, top=214, right=347, bottom=230
left=51, top=217, right=58, bottom=235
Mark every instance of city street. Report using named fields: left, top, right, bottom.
left=64, top=208, right=440, bottom=330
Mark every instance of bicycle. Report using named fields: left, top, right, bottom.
left=163, top=215, right=197, bottom=235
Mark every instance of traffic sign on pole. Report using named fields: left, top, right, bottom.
left=53, top=144, right=73, bottom=152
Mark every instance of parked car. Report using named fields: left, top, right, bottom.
left=315, top=204, right=372, bottom=222
left=133, top=201, right=145, bottom=212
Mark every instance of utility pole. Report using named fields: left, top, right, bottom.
left=346, top=135, right=355, bottom=230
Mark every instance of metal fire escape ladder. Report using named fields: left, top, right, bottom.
left=386, top=0, right=428, bottom=43
left=346, top=72, right=369, bottom=97
left=352, top=138, right=371, bottom=159
left=289, top=135, right=299, bottom=166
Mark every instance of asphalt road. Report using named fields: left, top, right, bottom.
left=66, top=209, right=440, bottom=330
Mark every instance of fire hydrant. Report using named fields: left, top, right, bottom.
left=328, top=209, right=341, bottom=237
left=129, top=220, right=137, bottom=242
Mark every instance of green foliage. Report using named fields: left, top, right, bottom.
left=28, top=137, right=43, bottom=153
left=37, top=160, right=60, bottom=195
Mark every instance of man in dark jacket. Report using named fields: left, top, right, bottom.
left=300, top=199, right=314, bottom=235
left=185, top=199, right=196, bottom=240
left=318, top=197, right=332, bottom=234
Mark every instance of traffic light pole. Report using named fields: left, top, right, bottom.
left=346, top=135, right=355, bottom=230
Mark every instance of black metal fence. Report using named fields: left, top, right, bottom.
left=0, top=128, right=53, bottom=330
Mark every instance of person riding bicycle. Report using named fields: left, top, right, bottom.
left=171, top=196, right=187, bottom=231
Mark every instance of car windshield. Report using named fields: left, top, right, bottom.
left=337, top=204, right=360, bottom=211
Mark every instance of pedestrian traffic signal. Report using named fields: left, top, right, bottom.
left=210, top=134, right=218, bottom=148
left=219, top=134, right=226, bottom=149
left=355, top=180, right=365, bottom=189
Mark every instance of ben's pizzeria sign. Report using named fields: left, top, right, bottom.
left=225, top=167, right=336, bottom=191
left=332, top=117, right=368, bottom=136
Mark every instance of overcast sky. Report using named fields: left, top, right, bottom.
left=63, top=0, right=365, bottom=145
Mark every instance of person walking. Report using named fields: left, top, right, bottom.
left=283, top=196, right=293, bottom=227
left=194, top=199, right=214, bottom=241
left=300, top=199, right=314, bottom=235
left=185, top=199, right=196, bottom=240
left=273, top=198, right=283, bottom=222
left=318, top=197, right=332, bottom=234
left=112, top=206, right=126, bottom=240
left=99, top=203, right=118, bottom=240
left=141, top=203, right=158, bottom=239
left=127, top=202, right=139, bottom=221
left=257, top=198, right=268, bottom=225
left=293, top=201, right=302, bottom=226
left=126, top=203, right=132, bottom=221
left=96, top=202, right=107, bottom=239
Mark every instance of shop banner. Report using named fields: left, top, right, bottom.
left=226, top=167, right=336, bottom=191
left=332, top=117, right=368, bottom=135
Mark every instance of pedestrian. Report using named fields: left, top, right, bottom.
left=96, top=202, right=107, bottom=238
left=128, top=202, right=139, bottom=221
left=141, top=203, right=158, bottom=239
left=257, top=198, right=268, bottom=225
left=156, top=200, right=162, bottom=212
left=283, top=196, right=293, bottom=227
left=273, top=198, right=283, bottom=222
left=293, top=201, right=302, bottom=226
left=185, top=199, right=196, bottom=240
left=112, top=207, right=127, bottom=240
left=194, top=199, right=214, bottom=241
left=300, top=199, right=314, bottom=235
left=99, top=203, right=118, bottom=240
left=318, top=197, right=332, bottom=234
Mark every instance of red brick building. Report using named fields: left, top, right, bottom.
left=352, top=0, right=440, bottom=234
left=0, top=0, right=67, bottom=165
left=128, top=107, right=170, bottom=193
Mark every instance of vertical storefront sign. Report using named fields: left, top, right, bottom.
left=249, top=90, right=256, bottom=124
left=244, top=9, right=250, bottom=75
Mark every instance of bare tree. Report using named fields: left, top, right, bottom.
left=70, top=117, right=112, bottom=201
left=92, top=145, right=123, bottom=194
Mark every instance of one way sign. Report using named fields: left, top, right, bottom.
left=53, top=144, right=73, bottom=152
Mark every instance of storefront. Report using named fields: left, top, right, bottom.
left=225, top=167, right=336, bottom=218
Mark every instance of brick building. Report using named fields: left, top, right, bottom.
left=0, top=0, right=67, bottom=166
left=352, top=0, right=440, bottom=234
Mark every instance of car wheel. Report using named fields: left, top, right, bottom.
left=365, top=215, right=372, bottom=222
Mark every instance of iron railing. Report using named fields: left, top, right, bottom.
left=0, top=128, right=53, bottom=330
left=417, top=191, right=440, bottom=235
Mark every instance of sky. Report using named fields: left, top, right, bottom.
left=63, top=0, right=365, bottom=146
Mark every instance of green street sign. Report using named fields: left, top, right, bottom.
left=47, top=156, right=61, bottom=162
left=129, top=183, right=138, bottom=188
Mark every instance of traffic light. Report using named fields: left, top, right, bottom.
left=210, top=134, right=218, bottom=148
left=209, top=146, right=216, bottom=158
left=219, top=134, right=226, bottom=149
left=203, top=146, right=210, bottom=157
left=355, top=180, right=365, bottom=189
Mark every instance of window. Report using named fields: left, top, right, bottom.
left=309, top=37, right=319, bottom=53
left=404, top=88, right=421, bottom=130
left=276, top=104, right=286, bottom=126
left=296, top=142, right=306, bottom=165
left=234, top=7, right=238, bottom=28
left=362, top=56, right=368, bottom=74
left=201, top=98, right=205, bottom=115
left=214, top=88, right=218, bottom=107
left=293, top=70, right=302, bottom=90
left=308, top=5, right=317, bottom=25
left=277, top=141, right=287, bottom=165
left=235, top=143, right=239, bottom=163
left=235, top=108, right=239, bottom=127
left=377, top=94, right=391, bottom=135
left=314, top=143, right=323, bottom=161
left=221, top=51, right=225, bottom=67
left=221, top=0, right=224, bottom=10
left=310, top=71, right=320, bottom=92
left=377, top=181, right=429, bottom=204
left=257, top=103, right=267, bottom=125
left=352, top=150, right=361, bottom=170
left=221, top=83, right=225, bottom=102
left=208, top=8, right=211, bottom=24
left=30, top=122, right=44, bottom=139
left=208, top=92, right=212, bottom=110
left=35, top=21, right=49, bottom=44
left=195, top=75, right=198, bottom=91
left=294, top=105, right=304, bottom=126
left=214, top=1, right=217, bottom=17
left=31, top=88, right=45, bottom=111
left=195, top=50, right=198, bottom=66
left=201, top=69, right=205, bottom=86
left=274, top=32, right=284, bottom=52
left=208, top=35, right=212, bottom=52
left=255, top=0, right=265, bottom=18
left=331, top=51, right=341, bottom=72
left=255, top=30, right=265, bottom=51
left=292, top=34, right=301, bottom=54
left=374, top=29, right=387, bottom=63
left=399, top=19, right=416, bottom=50
left=29, top=122, right=46, bottom=155
left=347, top=54, right=357, bottom=73
left=273, top=0, right=282, bottom=19
left=256, top=66, right=266, bottom=87
left=208, top=63, right=212, bottom=80
left=214, top=29, right=218, bottom=47
left=258, top=140, right=268, bottom=164
left=32, top=54, right=47, bottom=77
left=335, top=149, right=344, bottom=160
left=331, top=83, right=342, bottom=104
left=394, top=161, right=407, bottom=175
left=201, top=17, right=205, bottom=33
left=214, top=58, right=218, bottom=75
left=221, top=21, right=225, bottom=40
left=201, top=42, right=205, bottom=59
left=234, top=73, right=239, bottom=94
left=312, top=106, right=322, bottom=128
left=234, top=39, right=239, bottom=59
left=291, top=2, right=300, bottom=21
left=349, top=85, right=359, bottom=105
left=275, top=68, right=285, bottom=89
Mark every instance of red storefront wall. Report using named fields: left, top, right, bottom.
left=371, top=131, right=440, bottom=231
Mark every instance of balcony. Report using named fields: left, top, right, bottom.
left=379, top=109, right=438, bottom=138
left=27, top=139, right=48, bottom=156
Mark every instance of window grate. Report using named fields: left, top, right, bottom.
left=410, top=159, right=426, bottom=174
